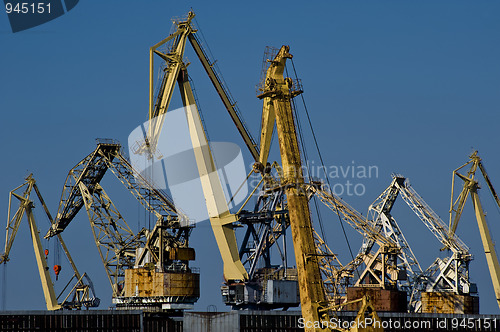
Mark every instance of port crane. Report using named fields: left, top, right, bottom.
left=359, top=177, right=422, bottom=310
left=139, top=11, right=307, bottom=312
left=393, top=176, right=474, bottom=307
left=136, top=11, right=264, bottom=286
left=1, top=174, right=99, bottom=310
left=256, top=45, right=327, bottom=324
left=358, top=174, right=475, bottom=312
left=44, top=141, right=199, bottom=310
left=449, top=151, right=500, bottom=309
left=255, top=46, right=386, bottom=330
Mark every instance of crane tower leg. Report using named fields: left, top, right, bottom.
left=25, top=202, right=61, bottom=310
left=470, top=189, right=500, bottom=308
left=177, top=70, right=248, bottom=282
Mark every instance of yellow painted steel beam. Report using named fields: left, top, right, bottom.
left=449, top=157, right=478, bottom=236
left=148, top=12, right=193, bottom=121
left=1, top=181, right=32, bottom=264
left=178, top=70, right=248, bottom=281
left=258, top=96, right=275, bottom=166
left=25, top=201, right=62, bottom=310
left=258, top=45, right=327, bottom=331
left=450, top=152, right=500, bottom=310
left=188, top=34, right=259, bottom=161
left=5, top=180, right=61, bottom=310
left=470, top=187, right=500, bottom=309
left=148, top=29, right=191, bottom=148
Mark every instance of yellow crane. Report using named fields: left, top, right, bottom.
left=1, top=174, right=99, bottom=310
left=257, top=45, right=327, bottom=328
left=138, top=11, right=259, bottom=283
left=449, top=151, right=500, bottom=309
left=257, top=46, right=385, bottom=331
left=257, top=44, right=390, bottom=330
left=44, top=141, right=198, bottom=310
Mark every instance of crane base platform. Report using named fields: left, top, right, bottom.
left=347, top=287, right=407, bottom=312
left=112, top=268, right=200, bottom=310
left=421, top=291, right=479, bottom=314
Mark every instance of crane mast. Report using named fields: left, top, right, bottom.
left=450, top=151, right=500, bottom=309
left=469, top=183, right=500, bottom=308
left=2, top=175, right=99, bottom=310
left=257, top=45, right=327, bottom=328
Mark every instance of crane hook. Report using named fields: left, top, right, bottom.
left=53, top=265, right=61, bottom=281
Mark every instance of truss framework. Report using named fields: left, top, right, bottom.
left=45, top=142, right=194, bottom=300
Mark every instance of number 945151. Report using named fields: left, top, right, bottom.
left=6, top=2, right=51, bottom=14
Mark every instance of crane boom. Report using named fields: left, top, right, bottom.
left=146, top=11, right=258, bottom=160
left=396, top=178, right=469, bottom=255
left=363, top=177, right=422, bottom=277
left=308, top=185, right=394, bottom=248
left=45, top=143, right=179, bottom=238
left=187, top=33, right=259, bottom=161
left=391, top=175, right=473, bottom=297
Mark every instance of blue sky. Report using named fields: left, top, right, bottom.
left=1, top=1, right=500, bottom=314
